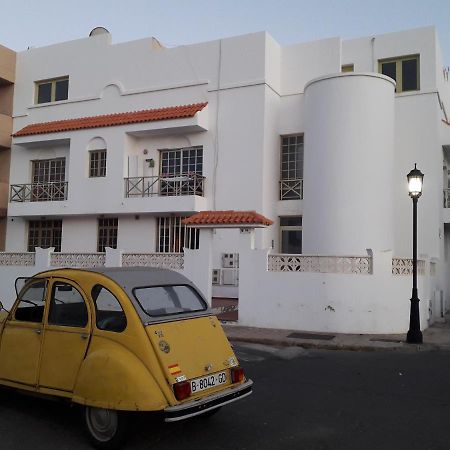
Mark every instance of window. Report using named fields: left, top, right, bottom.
left=91, top=285, right=127, bottom=332
left=31, top=158, right=67, bottom=201
left=160, top=146, right=203, bottom=196
left=89, top=150, right=107, bottom=178
left=14, top=279, right=47, bottom=323
left=157, top=216, right=199, bottom=253
left=379, top=55, right=419, bottom=92
left=48, top=282, right=88, bottom=328
left=133, top=285, right=207, bottom=317
left=28, top=220, right=62, bottom=252
left=280, top=135, right=304, bottom=200
left=341, top=64, right=354, bottom=72
left=35, top=77, right=69, bottom=104
left=98, top=218, right=118, bottom=252
left=280, top=216, right=302, bottom=254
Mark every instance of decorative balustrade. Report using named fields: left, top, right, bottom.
left=0, top=252, right=35, bottom=266
left=10, top=182, right=68, bottom=203
left=391, top=258, right=426, bottom=275
left=268, top=254, right=372, bottom=274
left=122, top=253, right=184, bottom=270
left=444, top=189, right=450, bottom=208
left=125, top=173, right=205, bottom=198
left=280, top=178, right=303, bottom=200
left=50, top=253, right=106, bottom=268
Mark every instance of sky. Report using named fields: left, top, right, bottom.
left=1, top=0, right=450, bottom=64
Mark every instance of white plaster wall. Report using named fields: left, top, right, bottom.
left=238, top=248, right=429, bottom=334
left=281, top=37, right=341, bottom=95
left=393, top=94, right=442, bottom=259
left=4, top=217, right=26, bottom=252
left=117, top=215, right=156, bottom=252
left=303, top=73, right=395, bottom=255
left=61, top=217, right=97, bottom=252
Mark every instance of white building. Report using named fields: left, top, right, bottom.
left=3, top=26, right=450, bottom=334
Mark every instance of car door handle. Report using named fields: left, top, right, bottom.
left=81, top=334, right=89, bottom=340
left=34, top=329, right=41, bottom=334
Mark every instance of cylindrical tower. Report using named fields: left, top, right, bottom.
left=303, top=73, right=395, bottom=255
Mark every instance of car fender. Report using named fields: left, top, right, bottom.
left=72, top=338, right=168, bottom=411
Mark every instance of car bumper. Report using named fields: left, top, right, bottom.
left=164, top=379, right=253, bottom=422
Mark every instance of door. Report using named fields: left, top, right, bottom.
left=0, top=279, right=47, bottom=385
left=38, top=280, right=91, bottom=392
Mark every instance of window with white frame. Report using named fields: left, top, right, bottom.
left=28, top=220, right=62, bottom=252
left=280, top=216, right=302, bottom=254
left=89, top=150, right=107, bottom=178
left=157, top=217, right=199, bottom=253
left=98, top=218, right=118, bottom=252
left=280, top=135, right=304, bottom=200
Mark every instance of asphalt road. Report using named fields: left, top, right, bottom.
left=1, top=344, right=450, bottom=449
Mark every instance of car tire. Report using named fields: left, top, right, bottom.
left=84, top=406, right=128, bottom=449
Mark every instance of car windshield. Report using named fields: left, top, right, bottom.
left=133, top=285, right=207, bottom=317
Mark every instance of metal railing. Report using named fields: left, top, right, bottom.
left=280, top=178, right=303, bottom=200
left=10, top=182, right=68, bottom=202
left=125, top=173, right=205, bottom=198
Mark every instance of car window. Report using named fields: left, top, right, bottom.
left=91, top=284, right=127, bottom=332
left=14, top=279, right=47, bottom=323
left=133, top=285, right=207, bottom=317
left=48, top=282, right=88, bottom=328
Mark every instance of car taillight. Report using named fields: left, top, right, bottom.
left=174, top=380, right=191, bottom=401
left=230, top=366, right=245, bottom=384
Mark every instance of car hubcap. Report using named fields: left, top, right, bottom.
left=86, top=407, right=118, bottom=442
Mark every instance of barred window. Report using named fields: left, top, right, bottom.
left=89, top=150, right=107, bottom=178
left=98, top=218, right=118, bottom=252
left=160, top=146, right=203, bottom=177
left=157, top=217, right=199, bottom=253
left=28, top=220, right=62, bottom=252
left=280, top=135, right=304, bottom=200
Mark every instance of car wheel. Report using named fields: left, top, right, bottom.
left=84, top=406, right=128, bottom=449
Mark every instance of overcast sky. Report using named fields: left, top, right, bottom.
left=1, top=0, right=450, bottom=64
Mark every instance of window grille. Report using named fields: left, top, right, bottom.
left=280, top=135, right=304, bottom=200
left=98, top=218, right=118, bottom=252
left=31, top=158, right=66, bottom=201
left=89, top=150, right=107, bottom=177
left=28, top=220, right=62, bottom=252
left=157, top=217, right=199, bottom=253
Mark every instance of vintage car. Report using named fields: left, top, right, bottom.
left=0, top=267, right=252, bottom=448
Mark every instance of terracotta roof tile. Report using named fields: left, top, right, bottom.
left=13, top=102, right=208, bottom=137
left=183, top=210, right=273, bottom=227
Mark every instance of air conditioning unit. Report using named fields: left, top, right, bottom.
left=212, top=269, right=221, bottom=285
left=222, top=268, right=239, bottom=286
left=222, top=253, right=239, bottom=268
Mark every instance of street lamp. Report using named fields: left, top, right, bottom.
left=406, top=163, right=424, bottom=344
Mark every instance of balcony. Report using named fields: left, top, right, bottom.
left=125, top=173, right=205, bottom=198
left=280, top=178, right=303, bottom=200
left=10, top=182, right=68, bottom=203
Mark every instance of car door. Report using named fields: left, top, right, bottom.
left=38, top=279, right=91, bottom=392
left=0, top=278, right=48, bottom=385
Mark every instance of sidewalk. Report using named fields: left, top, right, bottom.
left=223, top=317, right=450, bottom=352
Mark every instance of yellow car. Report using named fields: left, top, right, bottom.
left=0, top=267, right=252, bottom=448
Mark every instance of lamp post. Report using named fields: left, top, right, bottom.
left=406, top=163, right=424, bottom=344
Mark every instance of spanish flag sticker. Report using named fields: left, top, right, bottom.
left=168, top=364, right=182, bottom=376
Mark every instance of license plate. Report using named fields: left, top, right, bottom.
left=190, top=371, right=227, bottom=394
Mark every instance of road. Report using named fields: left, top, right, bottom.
left=0, top=344, right=450, bottom=449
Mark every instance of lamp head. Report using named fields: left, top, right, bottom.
left=407, top=163, right=424, bottom=198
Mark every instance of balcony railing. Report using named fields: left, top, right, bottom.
left=280, top=178, right=303, bottom=200
left=125, top=173, right=205, bottom=198
left=444, top=189, right=450, bottom=207
left=10, top=182, right=68, bottom=202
